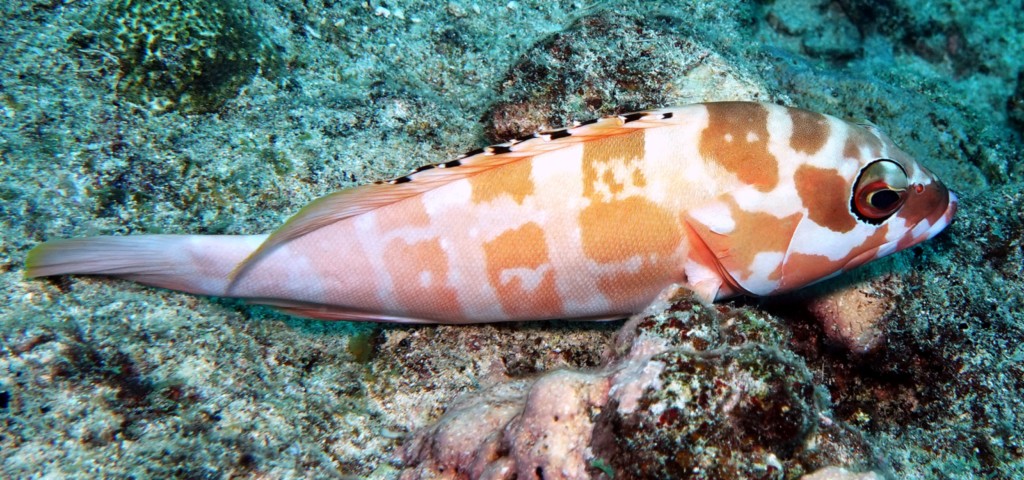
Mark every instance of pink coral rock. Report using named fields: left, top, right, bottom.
left=806, top=274, right=902, bottom=353
left=402, top=371, right=611, bottom=480
left=401, top=294, right=881, bottom=478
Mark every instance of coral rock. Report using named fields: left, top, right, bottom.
left=806, top=275, right=901, bottom=353
left=74, top=0, right=278, bottom=113
left=401, top=295, right=880, bottom=479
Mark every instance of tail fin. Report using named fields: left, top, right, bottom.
left=25, top=234, right=266, bottom=297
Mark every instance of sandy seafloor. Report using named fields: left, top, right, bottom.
left=1, top=0, right=1023, bottom=478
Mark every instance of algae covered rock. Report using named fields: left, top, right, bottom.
left=592, top=345, right=819, bottom=478
left=484, top=11, right=768, bottom=141
left=401, top=295, right=881, bottom=479
left=74, top=0, right=278, bottom=113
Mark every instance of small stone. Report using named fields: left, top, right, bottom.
left=800, top=466, right=882, bottom=480
left=806, top=275, right=901, bottom=353
left=446, top=2, right=466, bottom=17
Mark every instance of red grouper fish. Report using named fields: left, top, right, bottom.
left=25, top=102, right=957, bottom=323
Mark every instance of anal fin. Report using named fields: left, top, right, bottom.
left=250, top=298, right=441, bottom=324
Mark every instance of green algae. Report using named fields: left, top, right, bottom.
left=73, top=0, right=280, bottom=113
left=345, top=326, right=379, bottom=363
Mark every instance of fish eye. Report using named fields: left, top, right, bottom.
left=851, top=159, right=908, bottom=224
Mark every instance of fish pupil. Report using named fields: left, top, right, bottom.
left=870, top=189, right=901, bottom=210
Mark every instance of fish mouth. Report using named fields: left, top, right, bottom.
left=924, top=190, right=958, bottom=241
left=887, top=182, right=958, bottom=248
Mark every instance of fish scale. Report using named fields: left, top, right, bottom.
left=25, top=102, right=957, bottom=323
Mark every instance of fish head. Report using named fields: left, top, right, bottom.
left=769, top=121, right=958, bottom=294
left=834, top=124, right=958, bottom=273
left=684, top=106, right=957, bottom=299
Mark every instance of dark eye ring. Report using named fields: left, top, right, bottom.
left=851, top=160, right=908, bottom=225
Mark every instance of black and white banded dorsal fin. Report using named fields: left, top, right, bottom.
left=230, top=107, right=685, bottom=283
left=379, top=108, right=677, bottom=186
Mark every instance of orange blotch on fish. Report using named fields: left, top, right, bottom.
left=720, top=199, right=802, bottom=281
left=483, top=222, right=563, bottom=319
left=597, top=259, right=679, bottom=312
left=602, top=169, right=625, bottom=195
left=776, top=252, right=838, bottom=292
left=383, top=238, right=462, bottom=319
left=582, top=130, right=645, bottom=198
left=840, top=224, right=894, bottom=273
left=700, top=102, right=778, bottom=192
left=470, top=155, right=535, bottom=205
left=579, top=197, right=681, bottom=264
left=778, top=225, right=889, bottom=291
left=852, top=223, right=891, bottom=253
left=788, top=108, right=831, bottom=154
left=795, top=165, right=858, bottom=233
left=631, top=167, right=647, bottom=187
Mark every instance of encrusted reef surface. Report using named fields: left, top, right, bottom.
left=1, top=0, right=1022, bottom=478
left=401, top=295, right=882, bottom=479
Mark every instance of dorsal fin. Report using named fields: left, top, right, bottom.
left=227, top=108, right=681, bottom=288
